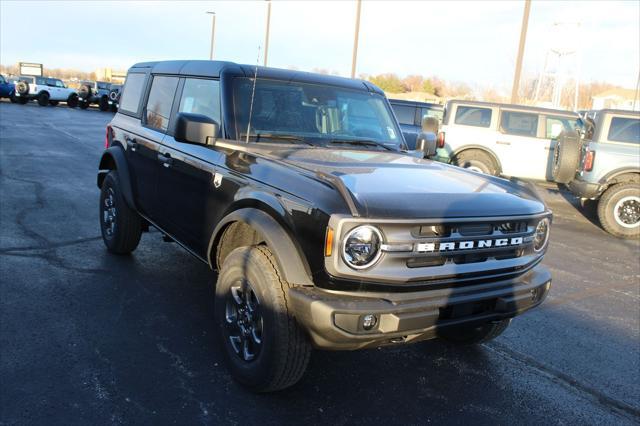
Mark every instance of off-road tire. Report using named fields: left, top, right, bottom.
left=110, top=104, right=118, bottom=113
left=79, top=100, right=90, bottom=110
left=37, top=92, right=49, bottom=107
left=99, top=171, right=142, bottom=254
left=215, top=245, right=311, bottom=392
left=49, top=100, right=59, bottom=106
left=17, top=97, right=28, bottom=105
left=16, top=81, right=29, bottom=95
left=67, top=95, right=78, bottom=108
left=9, top=94, right=17, bottom=103
left=99, top=96, right=109, bottom=111
left=597, top=183, right=640, bottom=239
left=552, top=132, right=581, bottom=184
left=439, top=319, right=511, bottom=345
left=453, top=149, right=499, bottom=176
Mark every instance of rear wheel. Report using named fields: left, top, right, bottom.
left=99, top=96, right=109, bottom=111
left=439, top=319, right=511, bottom=345
left=215, top=246, right=311, bottom=392
left=79, top=100, right=89, bottom=109
left=99, top=171, right=142, bottom=254
left=49, top=100, right=59, bottom=106
left=17, top=97, right=28, bottom=105
left=597, top=183, right=640, bottom=239
left=453, top=149, right=499, bottom=176
left=67, top=95, right=78, bottom=108
left=9, top=94, right=17, bottom=103
left=37, top=92, right=50, bottom=107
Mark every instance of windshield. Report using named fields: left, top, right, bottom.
left=97, top=82, right=110, bottom=90
left=233, top=78, right=402, bottom=149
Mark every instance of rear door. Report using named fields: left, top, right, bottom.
left=391, top=103, right=419, bottom=149
left=497, top=109, right=548, bottom=180
left=116, top=70, right=160, bottom=216
left=156, top=77, right=223, bottom=256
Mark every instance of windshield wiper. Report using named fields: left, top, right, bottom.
left=241, top=133, right=315, bottom=146
left=329, top=138, right=394, bottom=151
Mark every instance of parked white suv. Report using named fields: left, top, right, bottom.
left=435, top=100, right=583, bottom=181
left=14, top=76, right=79, bottom=107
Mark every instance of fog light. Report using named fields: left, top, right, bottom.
left=362, top=314, right=377, bottom=330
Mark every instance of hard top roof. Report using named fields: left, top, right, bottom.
left=129, top=60, right=383, bottom=94
left=446, top=99, right=579, bottom=116
left=388, top=98, right=443, bottom=109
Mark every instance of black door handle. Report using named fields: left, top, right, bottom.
left=126, top=137, right=138, bottom=151
left=157, top=152, right=173, bottom=168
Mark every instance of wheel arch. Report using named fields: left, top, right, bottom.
left=97, top=147, right=135, bottom=209
left=451, top=145, right=503, bottom=174
left=600, top=168, right=640, bottom=187
left=208, top=205, right=314, bottom=286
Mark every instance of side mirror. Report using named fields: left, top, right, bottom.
left=415, top=132, right=437, bottom=158
left=174, top=112, right=219, bottom=146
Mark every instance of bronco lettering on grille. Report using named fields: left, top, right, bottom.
left=416, top=237, right=524, bottom=253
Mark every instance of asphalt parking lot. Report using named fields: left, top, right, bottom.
left=1, top=100, right=639, bottom=425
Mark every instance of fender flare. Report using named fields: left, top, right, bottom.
left=207, top=208, right=314, bottom=286
left=97, top=146, right=135, bottom=209
left=600, top=167, right=640, bottom=185
left=451, top=145, right=503, bottom=173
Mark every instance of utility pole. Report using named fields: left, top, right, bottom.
left=207, top=11, right=216, bottom=60
left=511, top=0, right=531, bottom=104
left=264, top=1, right=272, bottom=66
left=350, top=0, right=362, bottom=79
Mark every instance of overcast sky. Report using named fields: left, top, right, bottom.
left=1, top=0, right=638, bottom=90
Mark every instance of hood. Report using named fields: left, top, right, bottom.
left=277, top=148, right=546, bottom=219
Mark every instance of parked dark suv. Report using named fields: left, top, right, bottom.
left=98, top=60, right=552, bottom=392
left=389, top=99, right=443, bottom=149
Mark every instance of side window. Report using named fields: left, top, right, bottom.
left=608, top=117, right=640, bottom=144
left=177, top=78, right=221, bottom=124
left=0, top=75, right=6, bottom=84
left=421, top=107, right=443, bottom=123
left=500, top=111, right=538, bottom=137
left=546, top=116, right=581, bottom=139
left=36, top=77, right=46, bottom=85
left=145, top=76, right=179, bottom=132
left=56, top=80, right=65, bottom=88
left=392, top=105, right=417, bottom=125
left=454, top=106, right=492, bottom=127
left=119, top=72, right=147, bottom=115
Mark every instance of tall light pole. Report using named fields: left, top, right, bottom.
left=511, top=0, right=531, bottom=104
left=264, top=1, right=272, bottom=66
left=350, top=0, right=362, bottom=79
left=207, top=11, right=216, bottom=60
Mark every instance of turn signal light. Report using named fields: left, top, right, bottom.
left=325, top=227, right=334, bottom=257
left=583, top=149, right=595, bottom=172
left=437, top=131, right=445, bottom=149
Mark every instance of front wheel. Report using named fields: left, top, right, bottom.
left=99, top=171, right=142, bottom=254
left=439, top=319, right=511, bottom=345
left=597, top=183, right=640, bottom=239
left=453, top=150, right=499, bottom=176
left=37, top=92, right=49, bottom=107
left=215, top=246, right=311, bottom=392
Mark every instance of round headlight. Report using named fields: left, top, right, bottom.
left=342, top=225, right=383, bottom=269
left=533, top=218, right=550, bottom=252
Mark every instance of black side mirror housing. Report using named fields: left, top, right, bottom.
left=174, top=112, right=219, bottom=146
left=415, top=132, right=437, bottom=158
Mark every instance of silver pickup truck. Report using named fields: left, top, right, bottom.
left=553, top=109, right=639, bottom=238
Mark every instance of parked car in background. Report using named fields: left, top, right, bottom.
left=389, top=99, right=443, bottom=149
left=0, top=74, right=16, bottom=102
left=14, top=76, right=78, bottom=107
left=553, top=109, right=639, bottom=238
left=77, top=81, right=112, bottom=111
left=107, top=84, right=122, bottom=112
left=436, top=100, right=583, bottom=180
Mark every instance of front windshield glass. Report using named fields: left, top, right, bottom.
left=97, top=82, right=110, bottom=90
left=233, top=78, right=402, bottom=149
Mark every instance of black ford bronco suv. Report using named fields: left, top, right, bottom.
left=97, top=60, right=553, bottom=392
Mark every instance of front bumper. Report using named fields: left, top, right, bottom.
left=568, top=178, right=603, bottom=199
left=289, top=265, right=551, bottom=350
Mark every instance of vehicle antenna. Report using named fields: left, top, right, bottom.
left=245, top=46, right=261, bottom=144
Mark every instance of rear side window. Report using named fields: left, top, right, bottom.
left=145, top=75, right=179, bottom=132
left=392, top=105, right=416, bottom=125
left=178, top=78, right=221, bottom=124
left=119, top=73, right=147, bottom=115
left=500, top=111, right=538, bottom=137
left=546, top=116, right=582, bottom=139
left=608, top=117, right=640, bottom=144
left=421, top=107, right=443, bottom=122
left=454, top=106, right=492, bottom=128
